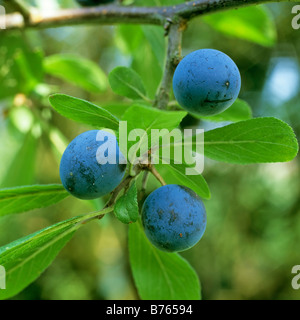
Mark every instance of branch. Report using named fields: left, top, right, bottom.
left=3, top=0, right=31, bottom=22
left=0, top=0, right=294, bottom=31
left=154, top=21, right=184, bottom=109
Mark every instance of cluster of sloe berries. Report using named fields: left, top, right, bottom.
left=60, top=45, right=241, bottom=252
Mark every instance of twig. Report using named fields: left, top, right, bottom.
left=153, top=22, right=184, bottom=109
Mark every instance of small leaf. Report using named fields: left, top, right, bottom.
left=196, top=99, right=252, bottom=123
left=12, top=49, right=44, bottom=94
left=114, top=182, right=139, bottom=224
left=108, top=66, right=148, bottom=100
left=0, top=184, right=69, bottom=217
left=156, top=163, right=210, bottom=200
left=203, top=6, right=276, bottom=47
left=129, top=222, right=201, bottom=300
left=203, top=117, right=299, bottom=164
left=141, top=26, right=165, bottom=70
left=49, top=94, right=119, bottom=130
left=116, top=25, right=144, bottom=53
left=44, top=54, right=107, bottom=92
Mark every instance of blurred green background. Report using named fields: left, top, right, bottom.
left=0, top=0, right=299, bottom=300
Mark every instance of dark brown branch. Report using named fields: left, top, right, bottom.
left=0, top=0, right=293, bottom=31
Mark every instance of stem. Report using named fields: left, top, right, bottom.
left=154, top=22, right=184, bottom=110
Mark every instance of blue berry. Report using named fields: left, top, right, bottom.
left=142, top=185, right=207, bottom=252
left=60, top=130, right=126, bottom=199
left=173, top=49, right=241, bottom=116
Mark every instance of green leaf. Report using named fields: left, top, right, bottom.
left=120, top=104, right=187, bottom=163
left=49, top=94, right=119, bottom=130
left=203, top=117, right=299, bottom=164
left=203, top=6, right=276, bottom=47
left=12, top=49, right=44, bottom=94
left=122, top=105, right=187, bottom=142
left=0, top=184, right=69, bottom=218
left=156, top=163, right=210, bottom=200
left=0, top=207, right=112, bottom=299
left=96, top=101, right=152, bottom=120
left=129, top=222, right=201, bottom=300
left=116, top=25, right=144, bottom=54
left=141, top=26, right=165, bottom=70
left=108, top=66, right=148, bottom=100
left=0, top=34, right=44, bottom=99
left=197, top=99, right=252, bottom=123
left=96, top=102, right=132, bottom=119
left=0, top=214, right=87, bottom=300
left=44, top=54, right=107, bottom=93
left=114, top=182, right=139, bottom=224
left=131, top=40, right=163, bottom=99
